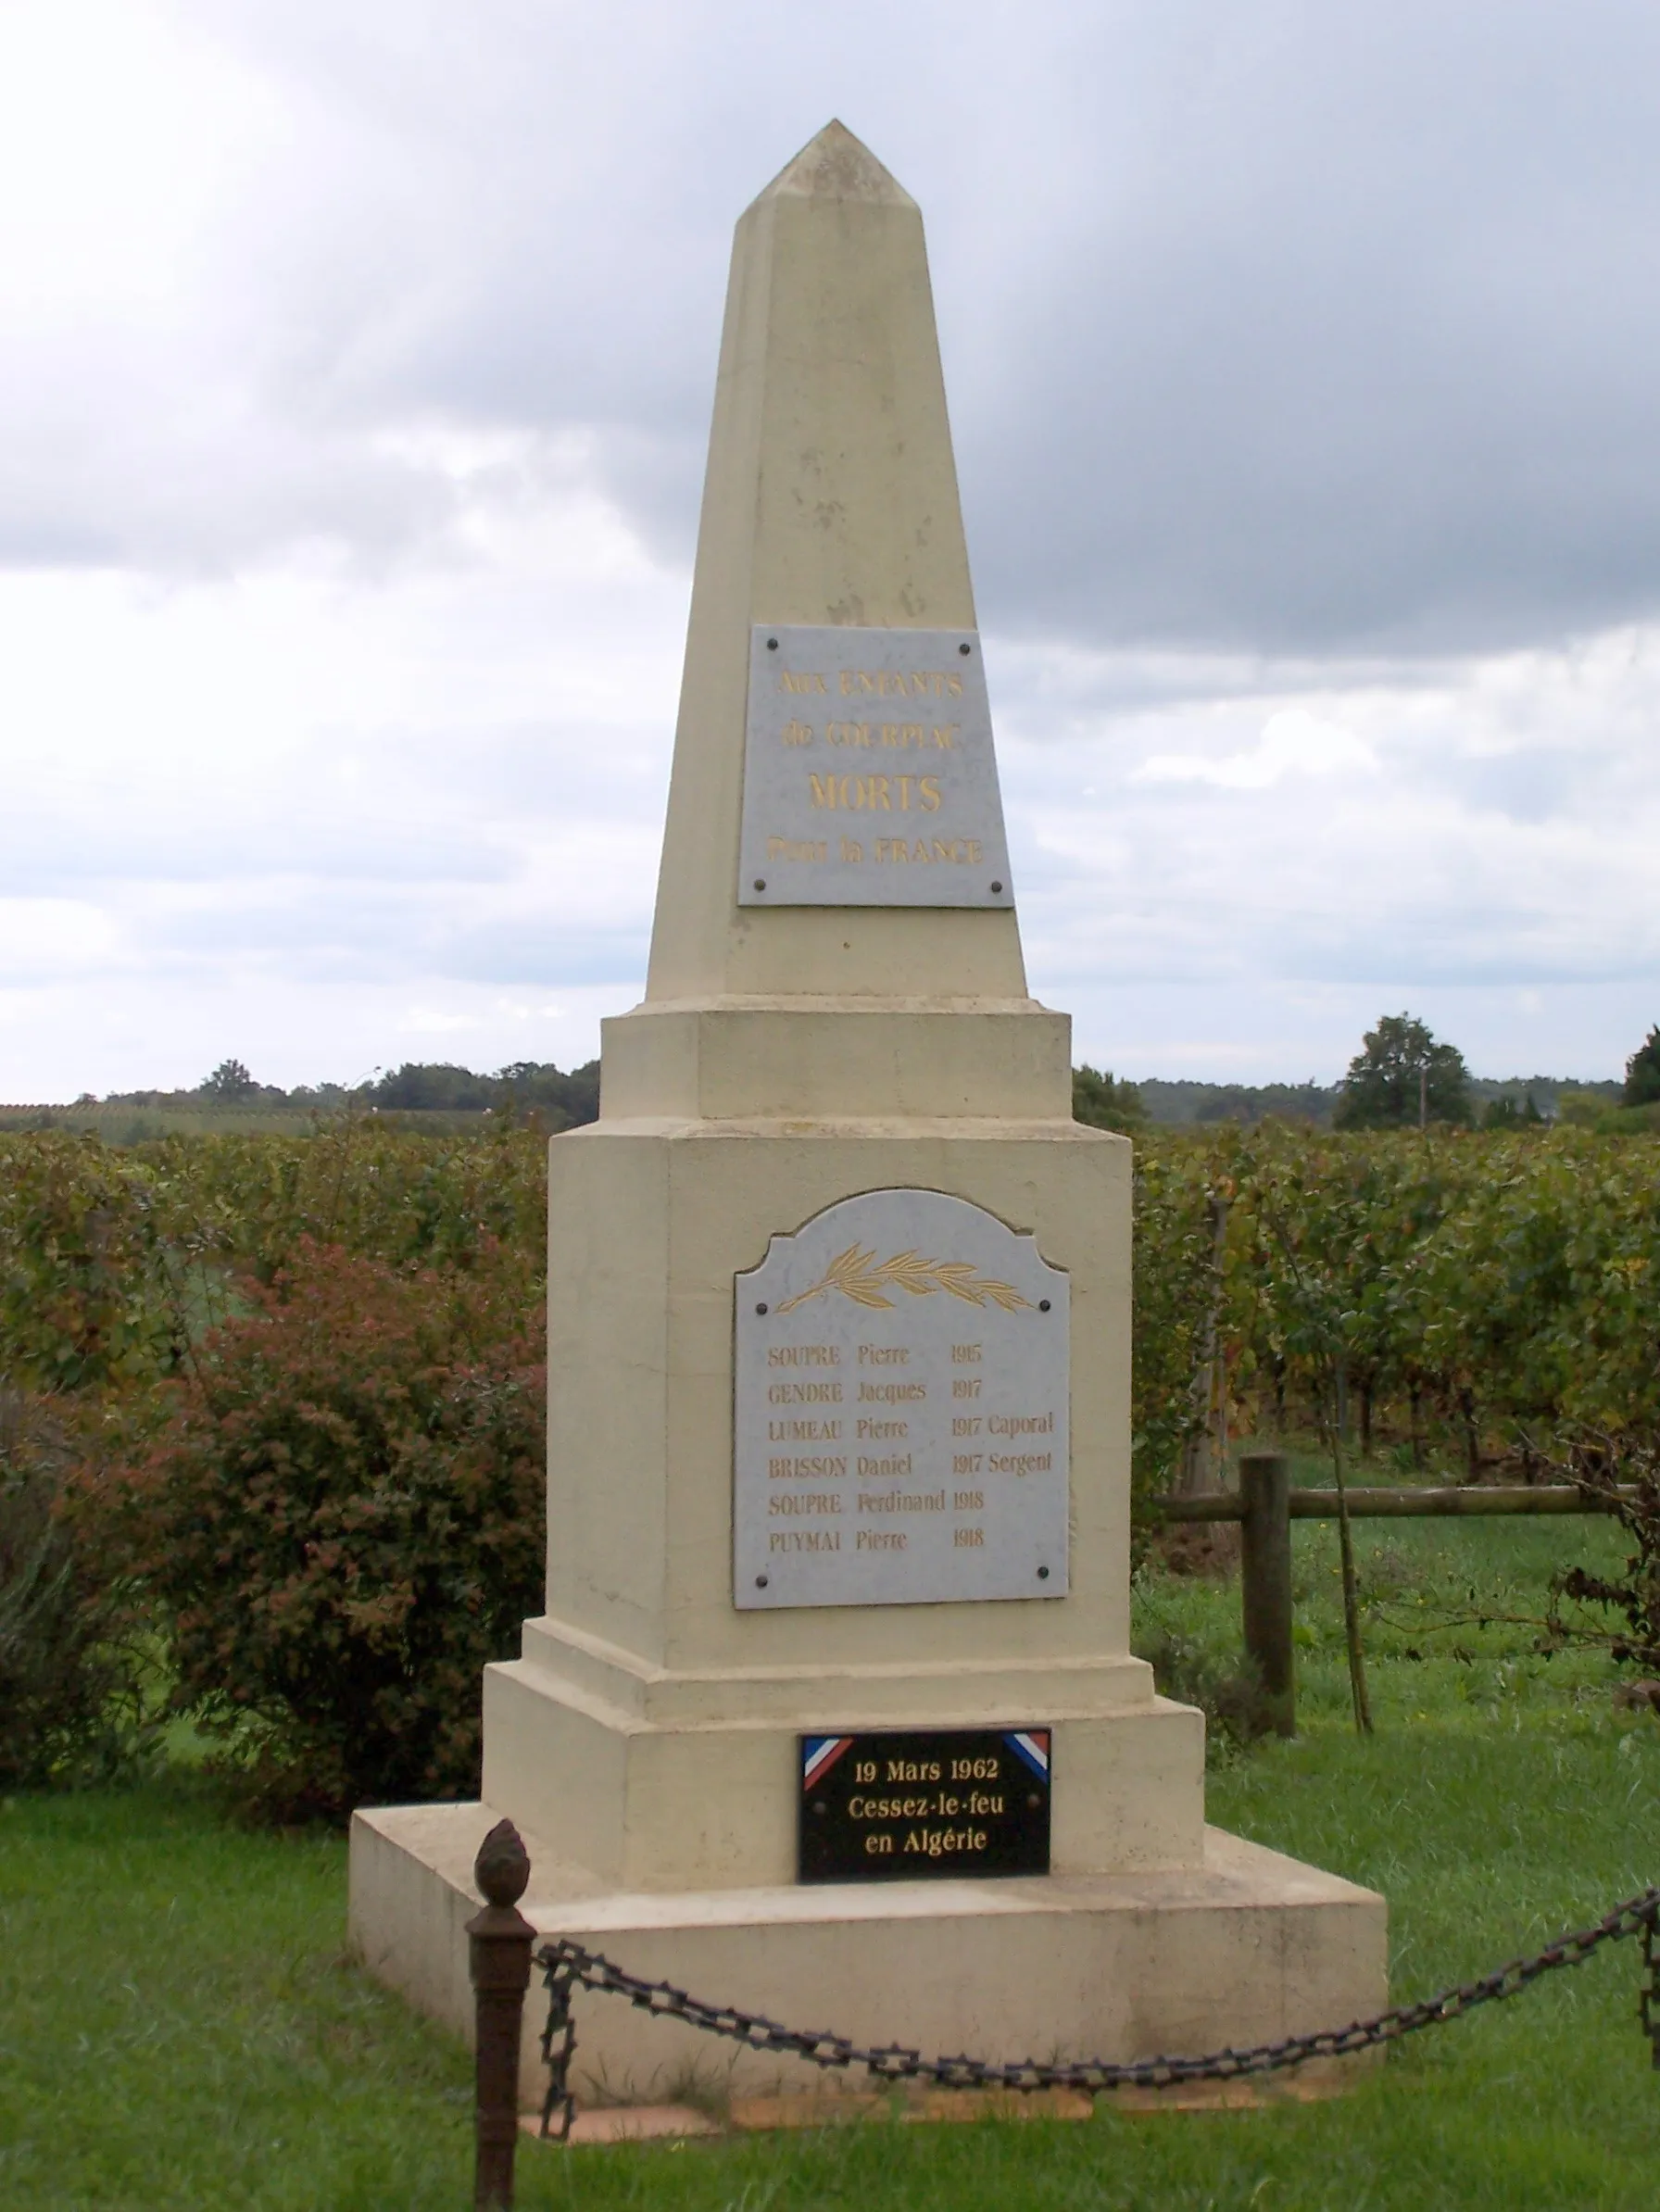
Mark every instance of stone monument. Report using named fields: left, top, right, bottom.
left=350, top=119, right=1384, bottom=2105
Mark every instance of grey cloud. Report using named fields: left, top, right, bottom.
left=14, top=1, right=1660, bottom=662
left=959, top=6, right=1660, bottom=653
left=434, top=921, right=649, bottom=989
left=19, top=868, right=652, bottom=992
left=138, top=902, right=648, bottom=992
left=0, top=798, right=517, bottom=891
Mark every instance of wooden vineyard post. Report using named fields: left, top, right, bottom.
left=1239, top=1451, right=1295, bottom=1737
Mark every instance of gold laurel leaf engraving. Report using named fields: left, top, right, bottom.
left=774, top=1245, right=1035, bottom=1316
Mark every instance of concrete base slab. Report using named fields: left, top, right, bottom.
left=525, top=2105, right=722, bottom=2145
left=349, top=1801, right=1386, bottom=2111
left=521, top=2075, right=1352, bottom=2145
left=729, top=2086, right=1096, bottom=2128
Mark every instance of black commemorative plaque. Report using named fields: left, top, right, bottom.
left=798, top=1727, right=1051, bottom=1883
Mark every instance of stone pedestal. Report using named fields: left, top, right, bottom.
left=353, top=1804, right=1385, bottom=2110
left=479, top=1110, right=1201, bottom=1891
left=347, top=119, right=1385, bottom=2106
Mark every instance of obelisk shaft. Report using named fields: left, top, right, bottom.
left=645, top=120, right=1029, bottom=1007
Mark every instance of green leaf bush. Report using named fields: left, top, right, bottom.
left=138, top=1118, right=547, bottom=1283
left=0, top=1391, right=155, bottom=1788
left=1143, top=1122, right=1660, bottom=1489
left=0, top=1132, right=178, bottom=1392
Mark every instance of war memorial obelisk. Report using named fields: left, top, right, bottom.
left=351, top=121, right=1384, bottom=2105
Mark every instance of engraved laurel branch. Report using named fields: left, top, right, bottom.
left=774, top=1243, right=1034, bottom=1315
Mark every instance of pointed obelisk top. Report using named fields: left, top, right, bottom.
left=641, top=122, right=1028, bottom=1008
left=753, top=119, right=917, bottom=210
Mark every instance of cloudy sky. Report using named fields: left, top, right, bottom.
left=4, top=0, right=1659, bottom=1100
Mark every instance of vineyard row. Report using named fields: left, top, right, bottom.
left=4, top=1123, right=1656, bottom=1505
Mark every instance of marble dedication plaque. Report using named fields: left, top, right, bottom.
left=734, top=1188, right=1069, bottom=1609
left=799, top=1728, right=1052, bottom=1884
left=736, top=624, right=1013, bottom=908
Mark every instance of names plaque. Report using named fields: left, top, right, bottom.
left=736, top=624, right=1013, bottom=907
left=799, top=1728, right=1052, bottom=1883
left=734, top=1188, right=1069, bottom=1609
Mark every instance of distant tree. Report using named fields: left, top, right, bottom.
left=1624, top=1025, right=1660, bottom=1108
left=1136, top=1078, right=1338, bottom=1128
left=360, top=1059, right=602, bottom=1128
left=1556, top=1090, right=1610, bottom=1127
left=1190, top=1082, right=1333, bottom=1127
left=200, top=1058, right=258, bottom=1102
left=1192, top=1086, right=1258, bottom=1126
left=1480, top=1091, right=1545, bottom=1132
left=1333, top=1014, right=1472, bottom=1130
left=491, top=1060, right=601, bottom=1128
left=369, top=1062, right=493, bottom=1112
left=1073, top=1065, right=1145, bottom=1133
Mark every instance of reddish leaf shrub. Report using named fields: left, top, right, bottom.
left=83, top=1238, right=545, bottom=1820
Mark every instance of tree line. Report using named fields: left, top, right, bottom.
left=1073, top=1012, right=1660, bottom=1134
left=93, top=1057, right=601, bottom=1129
left=53, top=1011, right=1660, bottom=1142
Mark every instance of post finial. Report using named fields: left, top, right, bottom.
left=472, top=1816, right=531, bottom=1910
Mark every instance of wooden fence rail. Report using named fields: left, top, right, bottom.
left=1149, top=1452, right=1633, bottom=1738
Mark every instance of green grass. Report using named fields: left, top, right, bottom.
left=5, top=1512, right=1660, bottom=2208
left=1137, top=1478, right=1639, bottom=1735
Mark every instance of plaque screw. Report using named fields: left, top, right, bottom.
left=990, top=881, right=1004, bottom=894
left=767, top=636, right=779, bottom=649
left=1027, top=1792, right=1041, bottom=1809
left=1037, top=1565, right=1050, bottom=1580
left=1038, top=1299, right=1050, bottom=1313
left=813, top=1801, right=827, bottom=1816
left=959, top=642, right=972, bottom=655
left=755, top=1302, right=768, bottom=1314
left=756, top=1575, right=769, bottom=1589
left=754, top=878, right=766, bottom=891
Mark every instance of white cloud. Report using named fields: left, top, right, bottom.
left=0, top=899, right=122, bottom=982
left=1132, top=709, right=1377, bottom=789
left=1000, top=626, right=1660, bottom=1077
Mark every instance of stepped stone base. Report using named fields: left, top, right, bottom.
left=349, top=1802, right=1386, bottom=2110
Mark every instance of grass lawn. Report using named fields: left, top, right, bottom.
left=4, top=1510, right=1660, bottom=2209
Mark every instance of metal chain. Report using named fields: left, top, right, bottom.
left=534, top=1882, right=1660, bottom=2128
left=537, top=1951, right=579, bottom=2142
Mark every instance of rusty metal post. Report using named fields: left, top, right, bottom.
left=1239, top=1450, right=1295, bottom=1737
left=468, top=1818, right=535, bottom=2209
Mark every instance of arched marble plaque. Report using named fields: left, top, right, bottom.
left=734, top=1188, right=1069, bottom=1609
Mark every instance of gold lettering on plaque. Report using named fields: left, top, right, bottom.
left=836, top=670, right=965, bottom=699
left=809, top=772, right=950, bottom=813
